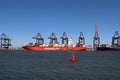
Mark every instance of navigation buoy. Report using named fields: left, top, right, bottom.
left=70, top=54, right=76, bottom=62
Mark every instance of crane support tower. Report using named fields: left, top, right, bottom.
left=93, top=20, right=100, bottom=48
left=60, top=32, right=68, bottom=46
left=0, top=33, right=11, bottom=49
left=78, top=32, right=85, bottom=46
left=32, top=33, right=44, bottom=45
left=48, top=32, right=59, bottom=46
left=112, top=31, right=120, bottom=47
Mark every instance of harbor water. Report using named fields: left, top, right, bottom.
left=0, top=50, right=120, bottom=80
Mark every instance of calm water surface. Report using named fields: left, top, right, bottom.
left=0, top=50, right=120, bottom=80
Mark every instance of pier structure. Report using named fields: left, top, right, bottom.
left=93, top=20, right=100, bottom=48
left=77, top=32, right=85, bottom=47
left=112, top=31, right=120, bottom=47
left=60, top=32, right=68, bottom=46
left=48, top=32, right=59, bottom=46
left=32, top=33, right=44, bottom=45
left=0, top=33, right=11, bottom=49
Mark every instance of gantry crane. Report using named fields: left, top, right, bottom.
left=112, top=31, right=120, bottom=47
left=32, top=33, right=44, bottom=45
left=60, top=32, right=68, bottom=46
left=78, top=32, right=85, bottom=47
left=93, top=21, right=100, bottom=48
left=48, top=32, right=59, bottom=46
left=0, top=33, right=11, bottom=49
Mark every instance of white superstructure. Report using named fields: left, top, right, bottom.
left=68, top=37, right=73, bottom=46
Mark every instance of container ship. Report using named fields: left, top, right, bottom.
left=23, top=32, right=86, bottom=51
left=92, top=21, right=120, bottom=51
left=96, top=47, right=120, bottom=51
left=96, top=31, right=120, bottom=51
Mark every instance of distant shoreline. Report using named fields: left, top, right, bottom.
left=0, top=47, right=24, bottom=50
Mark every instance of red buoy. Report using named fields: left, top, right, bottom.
left=70, top=54, right=76, bottom=62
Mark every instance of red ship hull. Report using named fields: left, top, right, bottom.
left=23, top=45, right=86, bottom=51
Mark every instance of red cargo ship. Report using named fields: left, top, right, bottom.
left=23, top=45, right=86, bottom=51
left=22, top=32, right=86, bottom=51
